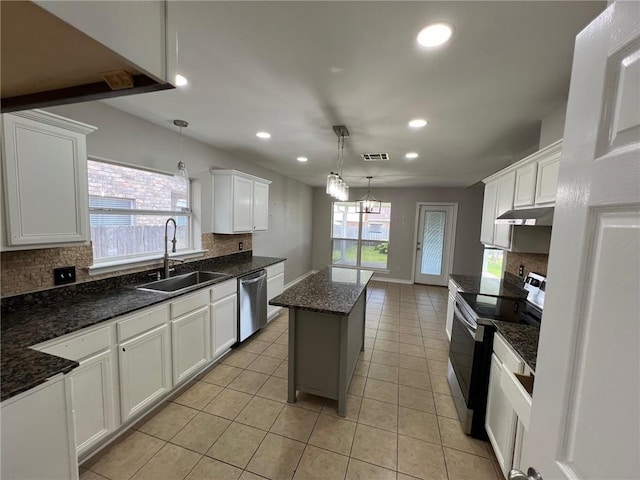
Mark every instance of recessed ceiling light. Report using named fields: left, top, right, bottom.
left=297, top=156, right=308, bottom=162
left=417, top=23, right=453, bottom=47
left=409, top=119, right=428, bottom=128
left=175, top=74, right=188, bottom=86
left=405, top=152, right=419, bottom=159
left=256, top=132, right=271, bottom=139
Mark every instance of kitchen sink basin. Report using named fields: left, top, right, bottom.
left=136, top=271, right=230, bottom=294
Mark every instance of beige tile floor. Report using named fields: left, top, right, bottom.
left=81, top=282, right=501, bottom=480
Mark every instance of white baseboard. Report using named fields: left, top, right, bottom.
left=371, top=275, right=414, bottom=284
left=284, top=270, right=316, bottom=290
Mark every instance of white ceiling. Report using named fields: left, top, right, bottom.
left=104, top=1, right=605, bottom=189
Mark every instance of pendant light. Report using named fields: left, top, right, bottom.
left=357, top=176, right=382, bottom=214
left=173, top=119, right=189, bottom=179
left=326, top=125, right=350, bottom=201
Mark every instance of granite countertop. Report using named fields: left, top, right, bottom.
left=270, top=266, right=374, bottom=315
left=1, top=253, right=285, bottom=402
left=450, top=273, right=527, bottom=298
left=491, top=321, right=540, bottom=372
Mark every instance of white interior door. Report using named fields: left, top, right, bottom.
left=414, top=204, right=457, bottom=286
left=520, top=2, right=640, bottom=479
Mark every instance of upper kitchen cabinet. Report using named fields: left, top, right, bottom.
left=1, top=110, right=96, bottom=250
left=1, top=1, right=173, bottom=113
left=197, top=170, right=271, bottom=234
left=481, top=140, right=562, bottom=252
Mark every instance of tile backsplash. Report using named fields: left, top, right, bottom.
left=505, top=251, right=549, bottom=278
left=0, top=233, right=251, bottom=297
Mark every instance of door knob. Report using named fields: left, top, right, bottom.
left=509, top=467, right=543, bottom=480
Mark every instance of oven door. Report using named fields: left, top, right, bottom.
left=449, top=304, right=478, bottom=405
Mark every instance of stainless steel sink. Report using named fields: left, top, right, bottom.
left=136, top=271, right=230, bottom=294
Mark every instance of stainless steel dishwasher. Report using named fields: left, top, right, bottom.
left=238, top=269, right=268, bottom=342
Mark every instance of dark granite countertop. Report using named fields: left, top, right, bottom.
left=270, top=267, right=374, bottom=315
left=1, top=253, right=285, bottom=402
left=450, top=273, right=527, bottom=299
left=491, top=321, right=540, bottom=372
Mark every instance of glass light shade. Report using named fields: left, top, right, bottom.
left=175, top=161, right=189, bottom=179
left=326, top=173, right=338, bottom=194
left=342, top=185, right=349, bottom=201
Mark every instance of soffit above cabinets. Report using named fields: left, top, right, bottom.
left=0, top=1, right=171, bottom=113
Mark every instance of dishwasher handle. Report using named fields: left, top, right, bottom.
left=240, top=270, right=267, bottom=285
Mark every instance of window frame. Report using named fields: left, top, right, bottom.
left=331, top=201, right=391, bottom=271
left=87, top=156, right=199, bottom=270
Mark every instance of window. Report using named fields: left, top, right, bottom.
left=482, top=248, right=504, bottom=278
left=88, top=159, right=191, bottom=262
left=331, top=201, right=391, bottom=270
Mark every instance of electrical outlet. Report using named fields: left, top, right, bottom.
left=518, top=264, right=525, bottom=277
left=239, top=241, right=243, bottom=251
left=54, top=266, right=76, bottom=286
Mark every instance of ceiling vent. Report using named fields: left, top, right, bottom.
left=361, top=153, right=390, bottom=161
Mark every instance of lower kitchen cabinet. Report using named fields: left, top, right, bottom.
left=172, top=305, right=210, bottom=384
left=211, top=293, right=237, bottom=359
left=118, top=324, right=172, bottom=422
left=1, top=376, right=78, bottom=480
left=266, top=261, right=285, bottom=319
left=486, top=333, right=526, bottom=478
left=69, top=350, right=116, bottom=455
left=445, top=279, right=458, bottom=341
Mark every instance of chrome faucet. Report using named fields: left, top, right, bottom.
left=164, top=218, right=178, bottom=278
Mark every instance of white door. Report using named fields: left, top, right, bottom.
left=494, top=172, right=515, bottom=249
left=171, top=305, right=210, bottom=385
left=69, top=350, right=115, bottom=455
left=519, top=2, right=640, bottom=479
left=119, top=324, right=172, bottom=421
left=211, top=294, right=237, bottom=359
left=414, top=204, right=457, bottom=286
left=481, top=180, right=498, bottom=245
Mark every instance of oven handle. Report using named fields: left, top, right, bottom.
left=454, top=304, right=477, bottom=331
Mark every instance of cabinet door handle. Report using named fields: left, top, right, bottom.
left=122, top=347, right=126, bottom=352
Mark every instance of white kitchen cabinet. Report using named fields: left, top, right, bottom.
left=480, top=180, right=498, bottom=245
left=253, top=180, right=270, bottom=231
left=534, top=153, right=561, bottom=205
left=493, top=172, right=516, bottom=249
left=481, top=140, right=562, bottom=252
left=118, top=323, right=172, bottom=422
left=445, top=279, right=458, bottom=341
left=513, top=162, right=537, bottom=208
left=211, top=279, right=238, bottom=359
left=69, top=350, right=116, bottom=455
left=1, top=110, right=96, bottom=250
left=171, top=305, right=210, bottom=385
left=196, top=169, right=271, bottom=234
left=211, top=293, right=238, bottom=360
left=486, top=333, right=526, bottom=479
left=1, top=376, right=78, bottom=480
left=266, top=261, right=285, bottom=320
left=33, top=325, right=117, bottom=456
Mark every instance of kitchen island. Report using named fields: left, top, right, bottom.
left=269, top=266, right=373, bottom=416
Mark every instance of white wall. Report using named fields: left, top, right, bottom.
left=311, top=184, right=485, bottom=282
left=45, top=102, right=313, bottom=283
left=539, top=103, right=567, bottom=148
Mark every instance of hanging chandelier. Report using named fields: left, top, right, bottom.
left=173, top=119, right=189, bottom=179
left=357, top=176, right=382, bottom=214
left=326, top=125, right=350, bottom=201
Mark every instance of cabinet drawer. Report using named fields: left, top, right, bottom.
left=266, top=262, right=284, bottom=278
left=117, top=304, right=169, bottom=342
left=500, top=366, right=533, bottom=429
left=211, top=279, right=237, bottom=302
left=38, top=326, right=111, bottom=361
left=170, top=290, right=209, bottom=319
left=493, top=333, right=524, bottom=373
